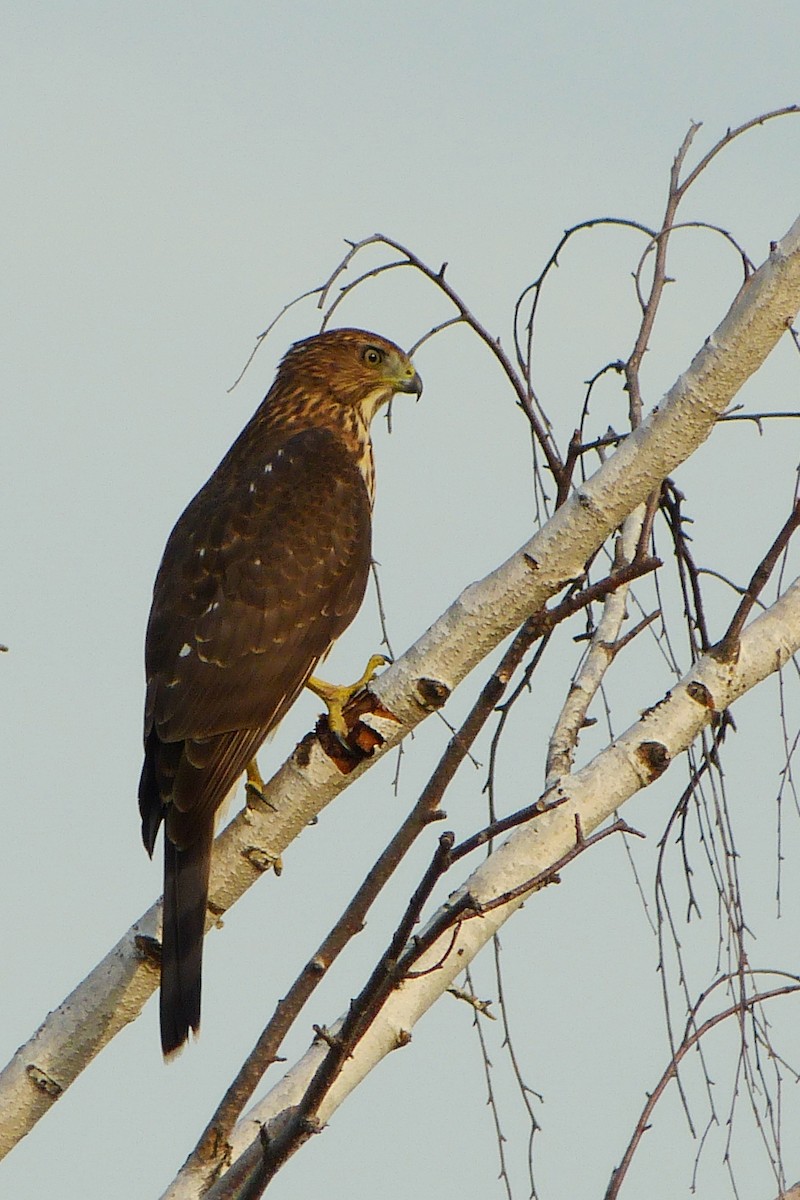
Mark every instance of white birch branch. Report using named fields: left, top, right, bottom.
left=202, top=575, right=800, bottom=1200
left=1, top=214, right=799, bottom=1165
left=545, top=504, right=646, bottom=783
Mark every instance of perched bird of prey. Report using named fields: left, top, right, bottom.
left=138, top=328, right=422, bottom=1056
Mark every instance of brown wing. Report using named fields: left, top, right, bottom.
left=139, top=424, right=372, bottom=849
left=138, top=424, right=372, bottom=1056
left=137, top=327, right=421, bottom=1056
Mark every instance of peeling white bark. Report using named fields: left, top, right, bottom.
left=545, top=504, right=646, bottom=783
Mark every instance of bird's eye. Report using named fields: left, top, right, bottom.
left=363, top=346, right=384, bottom=366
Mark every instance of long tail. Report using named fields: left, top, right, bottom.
left=160, top=821, right=214, bottom=1058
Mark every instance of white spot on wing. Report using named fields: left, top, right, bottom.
left=249, top=482, right=256, bottom=493
left=264, top=462, right=273, bottom=474
left=198, top=547, right=206, bottom=559
left=179, top=643, right=192, bottom=658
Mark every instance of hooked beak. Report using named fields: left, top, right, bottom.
left=395, top=367, right=423, bottom=399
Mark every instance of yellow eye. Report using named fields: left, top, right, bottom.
left=363, top=346, right=384, bottom=366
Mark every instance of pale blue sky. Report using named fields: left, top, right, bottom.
left=4, top=4, right=800, bottom=1198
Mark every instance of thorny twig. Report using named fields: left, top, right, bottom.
left=462, top=966, right=513, bottom=1200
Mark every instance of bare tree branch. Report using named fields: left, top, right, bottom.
left=208, top=577, right=800, bottom=1199
left=3, top=209, right=799, bottom=1169
left=605, top=977, right=800, bottom=1200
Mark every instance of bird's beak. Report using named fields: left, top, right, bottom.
left=394, top=367, right=423, bottom=399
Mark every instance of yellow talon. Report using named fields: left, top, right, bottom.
left=245, top=757, right=267, bottom=800
left=306, top=653, right=390, bottom=741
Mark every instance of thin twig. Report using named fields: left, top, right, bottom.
left=322, top=233, right=565, bottom=483
left=677, top=106, right=800, bottom=198
left=716, top=499, right=800, bottom=660
left=227, top=288, right=323, bottom=390
left=626, top=121, right=701, bottom=425
left=604, top=980, right=800, bottom=1200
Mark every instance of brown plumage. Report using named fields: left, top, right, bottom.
left=138, top=328, right=422, bottom=1056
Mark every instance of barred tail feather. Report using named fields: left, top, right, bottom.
left=160, top=822, right=213, bottom=1058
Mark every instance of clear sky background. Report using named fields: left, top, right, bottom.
left=4, top=3, right=800, bottom=1198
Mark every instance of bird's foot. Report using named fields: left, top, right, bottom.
left=245, top=757, right=268, bottom=803
left=307, top=653, right=390, bottom=748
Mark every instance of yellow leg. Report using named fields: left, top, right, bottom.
left=245, top=758, right=267, bottom=799
left=306, top=654, right=390, bottom=741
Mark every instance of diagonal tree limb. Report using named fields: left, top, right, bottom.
left=207, top=573, right=800, bottom=1200
left=1, top=213, right=799, bottom=1165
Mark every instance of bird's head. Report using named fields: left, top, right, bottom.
left=278, top=328, right=422, bottom=426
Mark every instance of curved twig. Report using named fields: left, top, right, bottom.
left=605, top=978, right=800, bottom=1200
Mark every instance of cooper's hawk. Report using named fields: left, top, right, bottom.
left=138, top=328, right=422, bottom=1056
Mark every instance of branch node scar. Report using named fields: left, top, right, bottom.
left=134, top=933, right=162, bottom=970
left=416, top=677, right=451, bottom=710
left=686, top=680, right=716, bottom=710
left=243, top=845, right=283, bottom=875
left=26, top=1065, right=63, bottom=1099
left=636, top=740, right=670, bottom=780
